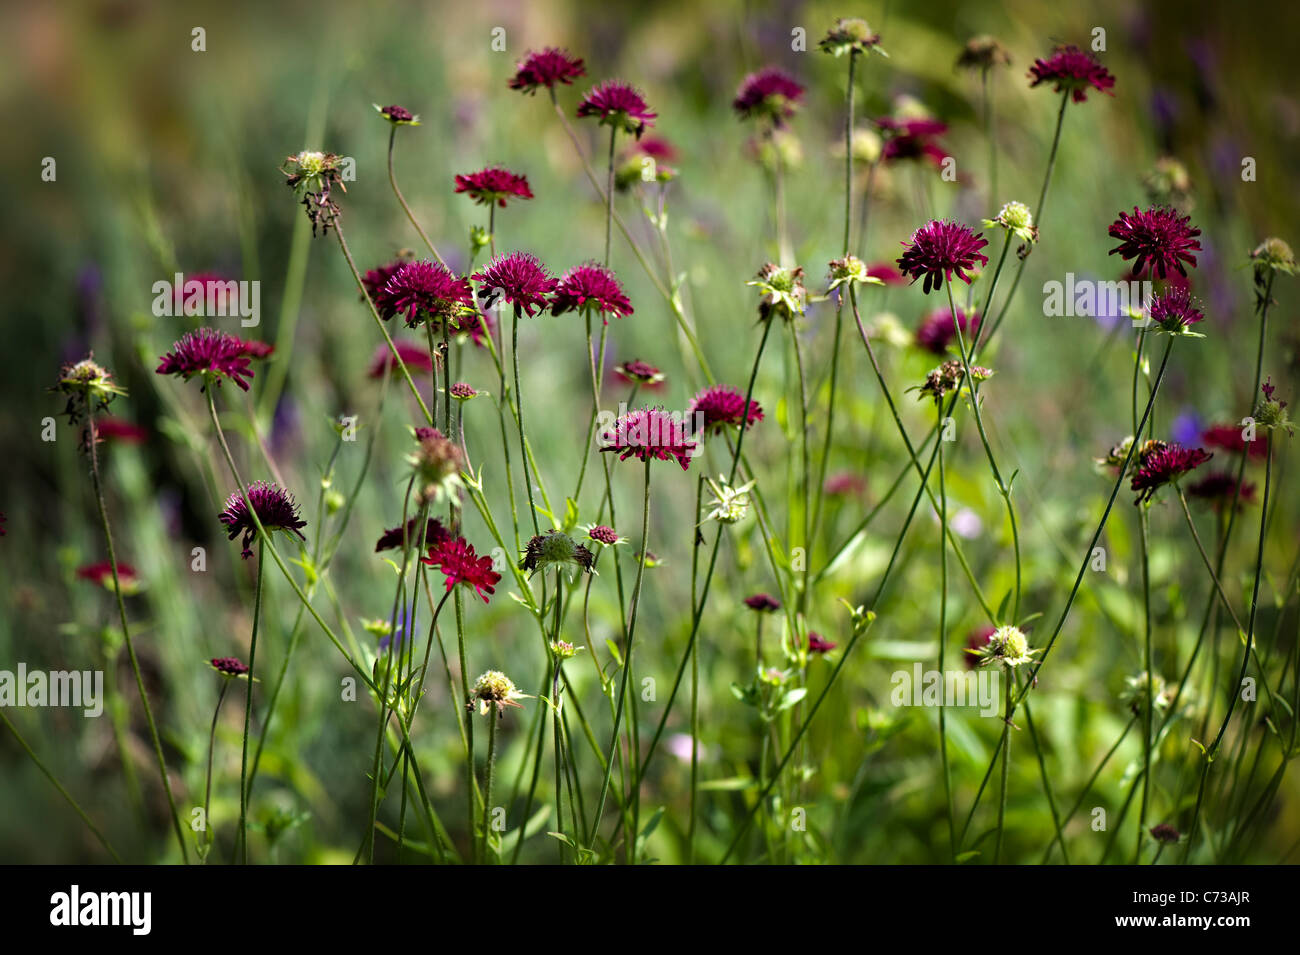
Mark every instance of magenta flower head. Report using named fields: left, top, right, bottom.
left=157, top=328, right=265, bottom=391
left=219, top=480, right=308, bottom=558
left=1130, top=440, right=1212, bottom=504
left=613, top=359, right=666, bottom=389
left=576, top=80, right=656, bottom=139
left=375, top=260, right=474, bottom=328
left=1028, top=44, right=1116, bottom=102
left=1188, top=472, right=1256, bottom=511
left=420, top=537, right=501, bottom=603
left=361, top=255, right=413, bottom=302
left=472, top=252, right=557, bottom=316
left=454, top=166, right=534, bottom=208
left=744, top=593, right=781, bottom=612
left=509, top=47, right=586, bottom=94
left=733, top=67, right=805, bottom=125
left=587, top=524, right=622, bottom=546
left=688, top=384, right=763, bottom=435
left=915, top=306, right=979, bottom=354
left=374, top=104, right=419, bottom=126
left=368, top=341, right=433, bottom=379
left=1201, top=424, right=1267, bottom=460
left=897, top=219, right=989, bottom=293
left=1109, top=206, right=1202, bottom=279
left=1146, top=286, right=1205, bottom=335
left=551, top=263, right=633, bottom=322
left=876, top=117, right=949, bottom=167
left=599, top=406, right=698, bottom=470
left=806, top=632, right=837, bottom=654
left=209, top=657, right=250, bottom=678
left=375, top=516, right=450, bottom=553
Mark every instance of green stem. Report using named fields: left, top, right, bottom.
left=387, top=125, right=447, bottom=267
left=238, top=537, right=265, bottom=864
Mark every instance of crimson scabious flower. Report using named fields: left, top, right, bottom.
left=1146, top=286, right=1205, bottom=334
left=509, top=47, right=586, bottom=94
left=876, top=117, right=949, bottom=166
left=551, top=263, right=633, bottom=321
left=472, top=252, right=557, bottom=316
left=576, top=80, right=656, bottom=138
left=449, top=382, right=478, bottom=400
left=733, top=67, right=805, bottom=124
left=376, top=260, right=474, bottom=328
left=219, top=480, right=308, bottom=558
left=1130, top=440, right=1212, bottom=503
left=1201, top=424, right=1267, bottom=460
left=454, top=166, right=534, bottom=207
left=1108, top=206, right=1202, bottom=279
left=600, top=407, right=698, bottom=470
left=209, top=657, right=250, bottom=678
left=1149, top=823, right=1181, bottom=845
left=77, top=561, right=141, bottom=595
left=375, top=517, right=450, bottom=553
left=744, top=593, right=781, bottom=612
left=421, top=537, right=501, bottom=603
left=586, top=524, right=623, bottom=546
left=361, top=255, right=412, bottom=302
left=1188, top=471, right=1256, bottom=511
left=92, top=416, right=148, bottom=445
left=375, top=103, right=418, bottom=125
left=806, top=632, right=836, bottom=654
left=367, top=341, right=433, bottom=379
left=1028, top=44, right=1116, bottom=102
left=613, top=359, right=666, bottom=389
left=897, top=219, right=988, bottom=293
left=688, top=384, right=763, bottom=435
left=156, top=328, right=263, bottom=391
left=865, top=262, right=907, bottom=285
left=451, top=311, right=495, bottom=348
left=915, top=306, right=979, bottom=354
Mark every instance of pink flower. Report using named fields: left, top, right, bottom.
left=454, top=166, right=534, bottom=207
left=472, top=252, right=557, bottom=316
left=509, top=48, right=586, bottom=94
left=576, top=80, right=656, bottom=138
left=1028, top=44, right=1116, bottom=102
left=599, top=407, right=698, bottom=470
left=688, top=385, right=763, bottom=435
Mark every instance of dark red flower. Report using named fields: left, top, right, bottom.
left=1188, top=471, right=1256, bottom=510
left=1028, top=44, right=1116, bottom=103
left=472, top=252, right=557, bottom=316
left=897, top=219, right=989, bottom=293
left=806, top=632, right=836, bottom=654
left=1146, top=286, right=1204, bottom=332
left=633, top=136, right=678, bottom=161
left=376, top=260, right=474, bottom=328
left=240, top=340, right=274, bottom=358
left=613, top=359, right=665, bottom=389
left=587, top=525, right=620, bottom=546
left=963, top=626, right=998, bottom=670
left=378, top=104, right=416, bottom=124
left=361, top=257, right=411, bottom=303
left=77, top=561, right=139, bottom=588
left=1149, top=823, right=1181, bottom=844
left=219, top=480, right=308, bottom=559
left=509, top=47, right=586, bottom=94
left=551, top=263, right=633, bottom=321
left=420, top=537, right=501, bottom=603
left=687, top=384, right=763, bottom=435
left=915, top=306, right=979, bottom=354
left=1108, top=206, right=1202, bottom=279
left=209, top=657, right=250, bottom=677
left=733, top=67, right=805, bottom=124
left=368, top=341, right=433, bottom=379
left=744, top=593, right=781, bottom=612
left=156, top=328, right=263, bottom=391
left=1130, top=440, right=1212, bottom=503
left=449, top=382, right=478, bottom=400
left=576, top=80, right=656, bottom=138
left=599, top=407, right=698, bottom=470
left=865, top=262, right=907, bottom=286
left=92, top=416, right=148, bottom=445
left=454, top=166, right=534, bottom=208
left=1201, top=424, right=1267, bottom=460
left=876, top=117, right=949, bottom=166
left=375, top=516, right=450, bottom=553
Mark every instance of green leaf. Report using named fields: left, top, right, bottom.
left=995, top=589, right=1011, bottom=626
left=605, top=639, right=624, bottom=667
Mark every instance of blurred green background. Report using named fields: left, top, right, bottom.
left=2, top=0, right=1299, bottom=863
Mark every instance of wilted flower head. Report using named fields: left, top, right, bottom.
left=898, top=219, right=989, bottom=293
left=375, top=260, right=475, bottom=328
left=1143, top=157, right=1193, bottom=208
left=957, top=35, right=1011, bottom=71
left=280, top=150, right=347, bottom=235
left=917, top=359, right=993, bottom=403
left=1120, top=671, right=1172, bottom=716
left=1250, top=237, right=1296, bottom=280
left=77, top=561, right=141, bottom=596
left=454, top=166, right=534, bottom=207
left=375, top=516, right=450, bottom=553
left=209, top=657, right=251, bottom=678
left=615, top=136, right=679, bottom=189
left=520, top=531, right=595, bottom=577
left=614, top=359, right=665, bottom=388
left=732, top=67, right=805, bottom=125
left=915, top=305, right=979, bottom=354
left=422, top=537, right=501, bottom=603
left=702, top=475, right=756, bottom=525
left=157, top=328, right=265, bottom=391
left=368, top=341, right=433, bottom=379
left=1027, top=44, right=1116, bottom=102
left=1130, top=440, right=1212, bottom=503
left=969, top=624, right=1039, bottom=668
left=53, top=355, right=126, bottom=428
left=599, top=407, right=698, bottom=470
left=219, top=481, right=308, bottom=559
left=982, top=201, right=1037, bottom=244
left=820, top=18, right=883, bottom=57
left=1145, top=286, right=1205, bottom=335
left=469, top=670, right=526, bottom=716
left=472, top=252, right=557, bottom=316
left=374, top=103, right=419, bottom=126
left=744, top=593, right=781, bottom=612
left=1095, top=435, right=1135, bottom=473
left=749, top=263, right=807, bottom=322
left=576, top=80, right=656, bottom=138
left=688, top=384, right=763, bottom=435
left=1254, top=377, right=1293, bottom=435
left=550, top=263, right=633, bottom=321
left=509, top=48, right=586, bottom=94
left=407, top=428, right=465, bottom=507
left=1108, top=206, right=1202, bottom=279
left=827, top=255, right=885, bottom=296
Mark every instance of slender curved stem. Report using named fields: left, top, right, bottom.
left=237, top=538, right=265, bottom=864
left=387, top=125, right=446, bottom=267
